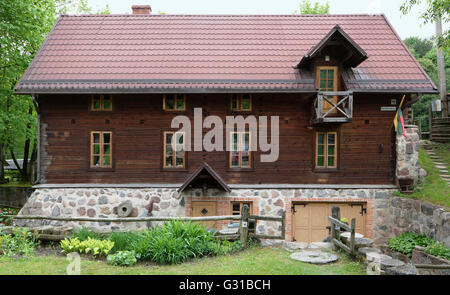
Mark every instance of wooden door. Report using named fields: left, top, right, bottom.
left=293, top=202, right=366, bottom=243
left=316, top=66, right=338, bottom=115
left=192, top=201, right=217, bottom=229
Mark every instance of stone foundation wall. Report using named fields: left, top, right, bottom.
left=396, top=125, right=420, bottom=184
left=16, top=187, right=395, bottom=245
left=16, top=188, right=184, bottom=231
left=389, top=197, right=450, bottom=247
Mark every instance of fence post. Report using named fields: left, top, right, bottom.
left=331, top=206, right=340, bottom=250
left=281, top=211, right=286, bottom=240
left=350, top=218, right=356, bottom=256
left=240, top=204, right=250, bottom=247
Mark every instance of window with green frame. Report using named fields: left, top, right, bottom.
left=316, top=132, right=337, bottom=168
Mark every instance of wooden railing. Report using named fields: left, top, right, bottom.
left=328, top=206, right=357, bottom=256
left=312, top=91, right=353, bottom=124
left=5, top=204, right=286, bottom=246
left=430, top=117, right=450, bottom=143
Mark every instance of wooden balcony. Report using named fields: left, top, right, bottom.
left=312, top=91, right=353, bottom=125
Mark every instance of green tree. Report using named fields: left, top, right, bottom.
left=0, top=0, right=111, bottom=184
left=293, top=0, right=330, bottom=14
left=404, top=37, right=433, bottom=58
left=400, top=0, right=450, bottom=49
left=404, top=38, right=450, bottom=132
left=0, top=0, right=57, bottom=183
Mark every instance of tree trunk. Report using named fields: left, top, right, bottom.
left=9, top=149, right=24, bottom=178
left=28, top=141, right=37, bottom=182
left=0, top=143, right=8, bottom=184
left=436, top=18, right=448, bottom=117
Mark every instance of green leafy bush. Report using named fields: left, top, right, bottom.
left=60, top=237, right=114, bottom=256
left=107, top=250, right=138, bottom=267
left=133, top=220, right=221, bottom=264
left=108, top=231, right=146, bottom=253
left=0, top=228, right=38, bottom=256
left=69, top=227, right=106, bottom=241
left=425, top=242, right=450, bottom=260
left=388, top=232, right=434, bottom=257
left=0, top=207, right=20, bottom=226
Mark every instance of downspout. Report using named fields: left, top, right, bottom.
left=31, top=94, right=40, bottom=184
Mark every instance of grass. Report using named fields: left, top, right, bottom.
left=431, top=142, right=450, bottom=170
left=0, top=246, right=366, bottom=275
left=0, top=170, right=31, bottom=188
left=395, top=148, right=449, bottom=207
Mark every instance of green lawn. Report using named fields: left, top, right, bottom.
left=0, top=246, right=366, bottom=275
left=431, top=142, right=450, bottom=171
left=395, top=147, right=449, bottom=207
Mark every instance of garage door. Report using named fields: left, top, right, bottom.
left=292, top=202, right=366, bottom=243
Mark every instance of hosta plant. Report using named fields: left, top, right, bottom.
left=60, top=237, right=114, bottom=256
left=107, top=250, right=138, bottom=267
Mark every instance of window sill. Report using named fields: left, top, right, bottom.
left=313, top=168, right=339, bottom=173
left=161, top=167, right=188, bottom=172
left=88, top=167, right=115, bottom=172
left=227, top=167, right=255, bottom=172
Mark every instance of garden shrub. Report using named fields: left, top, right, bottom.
left=61, top=221, right=251, bottom=265
left=60, top=237, right=114, bottom=256
left=425, top=242, right=450, bottom=260
left=107, top=250, right=138, bottom=267
left=0, top=207, right=20, bottom=226
left=388, top=232, right=434, bottom=257
left=0, top=228, right=38, bottom=256
left=108, top=231, right=147, bottom=253
left=132, top=220, right=229, bottom=264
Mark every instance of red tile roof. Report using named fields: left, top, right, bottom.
left=15, top=14, right=437, bottom=94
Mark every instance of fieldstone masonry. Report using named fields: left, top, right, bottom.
left=16, top=187, right=394, bottom=244
left=396, top=125, right=420, bottom=184
left=16, top=187, right=448, bottom=247
left=390, top=197, right=450, bottom=247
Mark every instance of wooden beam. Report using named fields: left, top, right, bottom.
left=249, top=215, right=283, bottom=222
left=7, top=215, right=242, bottom=222
left=328, top=216, right=352, bottom=231
left=332, top=238, right=351, bottom=254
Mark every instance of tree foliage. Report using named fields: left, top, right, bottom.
left=400, top=0, right=450, bottom=49
left=0, top=0, right=111, bottom=183
left=293, top=0, right=330, bottom=14
left=403, top=37, right=450, bottom=132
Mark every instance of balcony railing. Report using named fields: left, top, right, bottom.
left=312, top=91, right=353, bottom=125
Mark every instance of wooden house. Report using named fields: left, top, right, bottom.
left=15, top=5, right=437, bottom=243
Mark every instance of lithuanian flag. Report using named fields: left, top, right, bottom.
left=393, top=95, right=407, bottom=138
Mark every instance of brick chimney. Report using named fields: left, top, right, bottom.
left=132, top=5, right=151, bottom=15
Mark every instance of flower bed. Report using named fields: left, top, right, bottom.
left=63, top=220, right=249, bottom=267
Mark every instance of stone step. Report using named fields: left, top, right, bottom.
left=384, top=263, right=418, bottom=275
left=290, top=250, right=338, bottom=264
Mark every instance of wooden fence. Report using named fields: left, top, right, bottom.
left=431, top=117, right=450, bottom=143
left=5, top=204, right=285, bottom=246
left=328, top=206, right=357, bottom=256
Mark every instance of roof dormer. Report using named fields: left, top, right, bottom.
left=296, top=25, right=368, bottom=69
